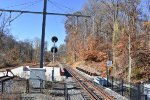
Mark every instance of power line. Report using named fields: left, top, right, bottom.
left=8, top=0, right=42, bottom=25
left=20, top=0, right=42, bottom=10
left=48, top=0, right=75, bottom=13
left=52, top=1, right=75, bottom=12
left=47, top=0, right=86, bottom=18
left=0, top=0, right=42, bottom=22
left=3, top=0, right=42, bottom=9
left=48, top=0, right=68, bottom=13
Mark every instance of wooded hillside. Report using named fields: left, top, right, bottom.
left=62, top=0, right=150, bottom=82
left=0, top=16, right=51, bottom=68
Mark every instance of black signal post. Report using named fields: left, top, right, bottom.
left=51, top=36, right=58, bottom=43
left=51, top=36, right=58, bottom=81
left=51, top=36, right=58, bottom=62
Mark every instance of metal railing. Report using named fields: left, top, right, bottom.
left=106, top=76, right=148, bottom=100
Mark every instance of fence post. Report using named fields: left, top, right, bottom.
left=137, top=83, right=141, bottom=100
left=121, top=79, right=124, bottom=96
left=2, top=81, right=4, bottom=93
left=145, top=94, right=147, bottom=100
left=111, top=76, right=114, bottom=90
left=40, top=79, right=43, bottom=93
left=67, top=85, right=68, bottom=100
left=64, top=83, right=65, bottom=96
left=65, top=83, right=68, bottom=100
left=129, top=83, right=131, bottom=99
left=26, top=79, right=29, bottom=93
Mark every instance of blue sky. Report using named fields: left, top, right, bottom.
left=0, top=0, right=87, bottom=50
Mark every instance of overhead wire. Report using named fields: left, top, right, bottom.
left=48, top=0, right=75, bottom=12
left=48, top=0, right=69, bottom=13
left=47, top=0, right=86, bottom=25
left=4, top=0, right=42, bottom=9
left=1, top=0, right=89, bottom=23
left=8, top=0, right=42, bottom=25
left=0, top=0, right=42, bottom=24
left=48, top=0, right=76, bottom=13
left=19, top=0, right=42, bottom=10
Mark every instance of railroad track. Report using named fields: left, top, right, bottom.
left=65, top=66, right=115, bottom=100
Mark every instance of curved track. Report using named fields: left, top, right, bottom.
left=65, top=66, right=115, bottom=100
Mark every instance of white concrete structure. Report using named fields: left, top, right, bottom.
left=44, top=67, right=65, bottom=81
left=1, top=66, right=30, bottom=77
left=0, top=66, right=66, bottom=82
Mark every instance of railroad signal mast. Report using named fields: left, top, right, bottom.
left=51, top=36, right=58, bottom=62
left=0, top=0, right=90, bottom=68
left=51, top=36, right=58, bottom=81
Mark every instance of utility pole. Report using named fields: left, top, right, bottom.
left=74, top=16, right=78, bottom=62
left=83, top=19, right=87, bottom=48
left=92, top=16, right=95, bottom=36
left=40, top=0, right=47, bottom=68
left=128, top=34, right=131, bottom=83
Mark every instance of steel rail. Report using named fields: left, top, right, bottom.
left=65, top=67, right=115, bottom=100
left=66, top=67, right=103, bottom=100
